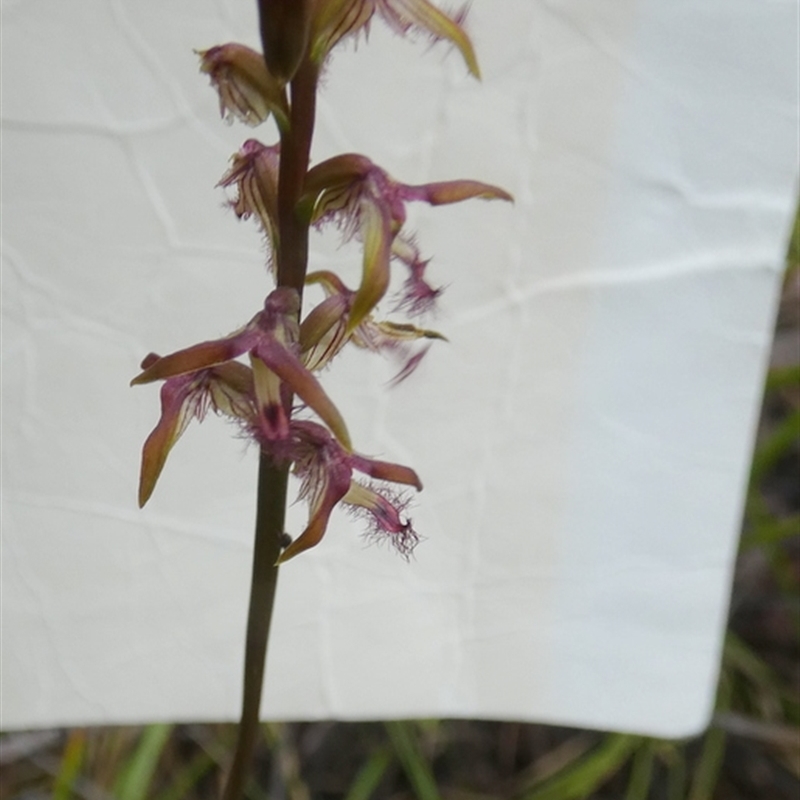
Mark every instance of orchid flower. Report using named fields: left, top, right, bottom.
left=199, top=1, right=480, bottom=134
left=136, top=357, right=256, bottom=507
left=197, top=44, right=289, bottom=130
left=217, top=139, right=281, bottom=261
left=132, top=289, right=350, bottom=498
left=300, top=270, right=445, bottom=378
left=309, top=0, right=480, bottom=77
left=301, top=154, right=512, bottom=330
left=281, top=420, right=422, bottom=562
left=136, top=358, right=422, bottom=562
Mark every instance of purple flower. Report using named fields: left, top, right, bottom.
left=132, top=290, right=423, bottom=562
left=132, top=289, right=351, bottom=502
left=301, top=154, right=512, bottom=330
left=282, top=420, right=421, bottom=562
left=300, top=270, right=445, bottom=380
left=135, top=356, right=257, bottom=507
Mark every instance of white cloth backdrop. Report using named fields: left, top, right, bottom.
left=2, top=0, right=798, bottom=735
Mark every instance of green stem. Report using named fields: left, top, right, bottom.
left=221, top=40, right=319, bottom=800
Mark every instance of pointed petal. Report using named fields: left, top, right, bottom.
left=404, top=179, right=513, bottom=206
left=300, top=153, right=372, bottom=222
left=304, top=154, right=372, bottom=195
left=299, top=294, right=350, bottom=371
left=305, top=269, right=350, bottom=295
left=309, top=0, right=376, bottom=64
left=388, top=346, right=429, bottom=386
left=350, top=455, right=423, bottom=490
left=138, top=364, right=256, bottom=506
left=138, top=377, right=199, bottom=506
left=208, top=362, right=254, bottom=400
left=275, top=503, right=330, bottom=563
left=372, top=320, right=446, bottom=343
left=277, top=461, right=351, bottom=563
left=208, top=363, right=257, bottom=421
left=348, top=198, right=392, bottom=333
left=379, top=0, right=480, bottom=77
left=255, top=339, right=352, bottom=450
left=130, top=333, right=253, bottom=385
left=299, top=294, right=348, bottom=350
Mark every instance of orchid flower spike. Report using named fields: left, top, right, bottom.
left=136, top=1, right=512, bottom=571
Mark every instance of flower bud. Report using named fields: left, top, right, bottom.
left=197, top=43, right=289, bottom=129
left=257, top=0, right=313, bottom=83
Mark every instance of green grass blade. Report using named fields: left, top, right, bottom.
left=53, top=729, right=87, bottom=800
left=625, top=739, right=655, bottom=800
left=113, top=724, right=173, bottom=800
left=656, top=743, right=688, bottom=800
left=152, top=747, right=216, bottom=800
left=521, top=734, right=638, bottom=800
left=724, top=633, right=780, bottom=692
left=765, top=364, right=800, bottom=393
left=264, top=722, right=312, bottom=800
left=385, top=721, right=442, bottom=800
left=749, top=408, right=800, bottom=486
left=344, top=748, right=392, bottom=800
left=687, top=725, right=726, bottom=800
left=742, top=513, right=800, bottom=549
left=687, top=672, right=733, bottom=800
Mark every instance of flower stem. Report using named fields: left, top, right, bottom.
left=222, top=456, right=288, bottom=800
left=221, top=39, right=319, bottom=800
left=277, top=57, right=318, bottom=296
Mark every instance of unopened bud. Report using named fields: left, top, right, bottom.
left=257, top=0, right=313, bottom=83
left=197, top=43, right=289, bottom=129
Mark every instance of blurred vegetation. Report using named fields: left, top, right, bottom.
left=2, top=215, right=798, bottom=799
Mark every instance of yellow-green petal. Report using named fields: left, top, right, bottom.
left=348, top=198, right=392, bottom=334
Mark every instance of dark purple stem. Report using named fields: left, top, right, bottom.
left=277, top=58, right=318, bottom=296
left=221, top=460, right=288, bottom=800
